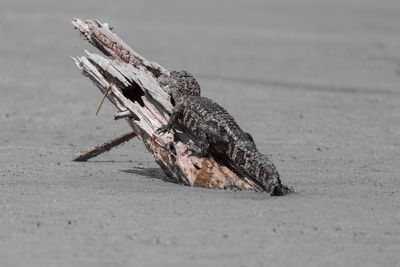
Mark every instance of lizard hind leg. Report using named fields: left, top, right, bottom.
left=244, top=132, right=255, bottom=143
left=186, top=120, right=220, bottom=157
left=197, top=120, right=229, bottom=157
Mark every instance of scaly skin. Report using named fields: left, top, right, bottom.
left=157, top=71, right=291, bottom=196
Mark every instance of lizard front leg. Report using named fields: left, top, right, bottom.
left=155, top=104, right=184, bottom=135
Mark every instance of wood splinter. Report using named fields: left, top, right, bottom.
left=95, top=85, right=112, bottom=115
left=114, top=110, right=134, bottom=120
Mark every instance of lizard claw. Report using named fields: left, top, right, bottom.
left=154, top=125, right=170, bottom=135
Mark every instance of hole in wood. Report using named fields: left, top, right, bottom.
left=121, top=82, right=145, bottom=107
left=168, top=142, right=177, bottom=157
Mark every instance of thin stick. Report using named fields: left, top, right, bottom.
left=95, top=85, right=112, bottom=115
left=73, top=132, right=137, bottom=162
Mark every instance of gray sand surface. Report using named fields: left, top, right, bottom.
left=1, top=0, right=399, bottom=266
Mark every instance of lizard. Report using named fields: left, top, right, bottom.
left=156, top=71, right=291, bottom=196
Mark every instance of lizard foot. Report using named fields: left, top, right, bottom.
left=154, top=125, right=171, bottom=135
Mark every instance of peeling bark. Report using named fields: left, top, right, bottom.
left=72, top=18, right=264, bottom=191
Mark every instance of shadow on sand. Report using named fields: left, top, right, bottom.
left=120, top=167, right=168, bottom=181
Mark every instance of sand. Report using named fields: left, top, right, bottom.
left=0, top=0, right=399, bottom=266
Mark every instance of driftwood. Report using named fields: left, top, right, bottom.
left=73, top=132, right=136, bottom=162
left=72, top=18, right=264, bottom=191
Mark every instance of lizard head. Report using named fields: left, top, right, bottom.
left=159, top=70, right=201, bottom=104
left=243, top=150, right=291, bottom=195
